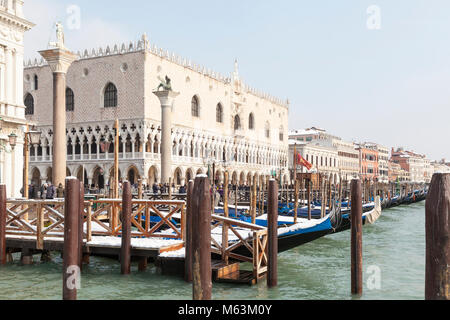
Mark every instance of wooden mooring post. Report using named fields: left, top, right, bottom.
left=267, top=179, right=278, bottom=288
left=78, top=182, right=84, bottom=269
left=192, top=175, right=212, bottom=300
left=307, top=179, right=312, bottom=221
left=121, top=181, right=132, bottom=275
left=184, top=180, right=194, bottom=282
left=294, top=179, right=299, bottom=224
left=222, top=172, right=229, bottom=264
left=425, top=173, right=450, bottom=300
left=138, top=179, right=143, bottom=199
left=0, top=184, right=6, bottom=265
left=251, top=175, right=257, bottom=224
left=351, top=179, right=363, bottom=296
left=63, top=177, right=81, bottom=300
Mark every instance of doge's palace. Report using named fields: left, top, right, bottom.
left=0, top=0, right=33, bottom=197
left=24, top=34, right=289, bottom=189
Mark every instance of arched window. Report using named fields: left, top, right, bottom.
left=249, top=113, right=254, bottom=130
left=34, top=75, right=38, bottom=90
left=279, top=126, right=284, bottom=141
left=24, top=93, right=34, bottom=115
left=66, top=88, right=74, bottom=111
left=104, top=83, right=118, bottom=108
left=191, top=96, right=199, bottom=117
left=265, top=122, right=270, bottom=138
left=216, top=103, right=223, bottom=123
left=234, top=115, right=241, bottom=130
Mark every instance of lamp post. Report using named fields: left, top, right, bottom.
left=23, top=125, right=42, bottom=199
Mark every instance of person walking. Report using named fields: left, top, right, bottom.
left=28, top=184, right=35, bottom=199
left=46, top=183, right=56, bottom=200
left=41, top=183, right=47, bottom=200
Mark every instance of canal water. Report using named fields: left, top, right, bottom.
left=0, top=202, right=425, bottom=300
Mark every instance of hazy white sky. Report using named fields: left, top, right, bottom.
left=23, top=0, right=450, bottom=161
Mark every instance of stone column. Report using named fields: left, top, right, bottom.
left=39, top=48, right=77, bottom=187
left=4, top=48, right=12, bottom=104
left=152, top=90, right=179, bottom=185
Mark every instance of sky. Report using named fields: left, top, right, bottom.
left=23, top=0, right=450, bottom=161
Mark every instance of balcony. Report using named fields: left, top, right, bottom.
left=0, top=102, right=26, bottom=123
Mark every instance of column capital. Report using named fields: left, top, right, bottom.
left=152, top=90, right=180, bottom=107
left=38, top=48, right=77, bottom=74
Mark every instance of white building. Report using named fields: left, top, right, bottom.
left=431, top=160, right=450, bottom=175
left=289, top=127, right=359, bottom=181
left=391, top=148, right=429, bottom=184
left=23, top=35, right=289, bottom=189
left=0, top=1, right=33, bottom=197
left=376, top=144, right=390, bottom=183
left=362, top=142, right=390, bottom=183
left=288, top=140, right=339, bottom=183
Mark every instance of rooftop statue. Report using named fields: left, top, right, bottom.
left=156, top=75, right=172, bottom=91
left=48, top=22, right=66, bottom=50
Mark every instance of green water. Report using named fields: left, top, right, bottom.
left=0, top=202, right=426, bottom=300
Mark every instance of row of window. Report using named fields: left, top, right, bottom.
left=194, top=96, right=283, bottom=141
left=25, top=82, right=118, bottom=115
left=25, top=85, right=283, bottom=141
left=305, top=154, right=338, bottom=167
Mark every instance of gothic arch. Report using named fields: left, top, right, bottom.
left=186, top=168, right=194, bottom=183
left=173, top=167, right=183, bottom=186
left=148, top=166, right=159, bottom=185
left=126, top=166, right=140, bottom=185
left=31, top=167, right=41, bottom=188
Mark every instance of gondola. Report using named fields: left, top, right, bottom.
left=331, top=197, right=382, bottom=234
left=228, top=204, right=343, bottom=255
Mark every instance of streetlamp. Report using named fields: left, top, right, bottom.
left=8, top=133, right=17, bottom=150
left=23, top=126, right=42, bottom=199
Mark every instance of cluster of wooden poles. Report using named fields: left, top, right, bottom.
left=185, top=174, right=279, bottom=300
left=0, top=173, right=448, bottom=300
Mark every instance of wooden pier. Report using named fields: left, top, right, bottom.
left=2, top=185, right=269, bottom=286
left=3, top=198, right=186, bottom=263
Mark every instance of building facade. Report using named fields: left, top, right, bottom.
left=431, top=160, right=450, bottom=175
left=288, top=140, right=339, bottom=183
left=388, top=161, right=409, bottom=182
left=376, top=144, right=390, bottom=183
left=289, top=127, right=359, bottom=181
left=24, top=35, right=289, bottom=189
left=0, top=0, right=33, bottom=197
left=356, top=143, right=379, bottom=181
left=391, top=148, right=429, bottom=183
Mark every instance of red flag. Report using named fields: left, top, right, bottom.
left=297, top=153, right=313, bottom=171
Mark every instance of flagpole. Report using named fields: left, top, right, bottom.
left=294, top=143, right=297, bottom=182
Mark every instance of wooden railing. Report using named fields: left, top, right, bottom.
left=138, top=193, right=188, bottom=201
left=5, top=199, right=186, bottom=248
left=6, top=200, right=69, bottom=249
left=210, top=214, right=268, bottom=280
left=87, top=199, right=185, bottom=240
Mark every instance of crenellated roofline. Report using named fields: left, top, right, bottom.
left=24, top=34, right=289, bottom=108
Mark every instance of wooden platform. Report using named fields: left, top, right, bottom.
left=5, top=236, right=183, bottom=259
left=215, top=270, right=265, bottom=286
